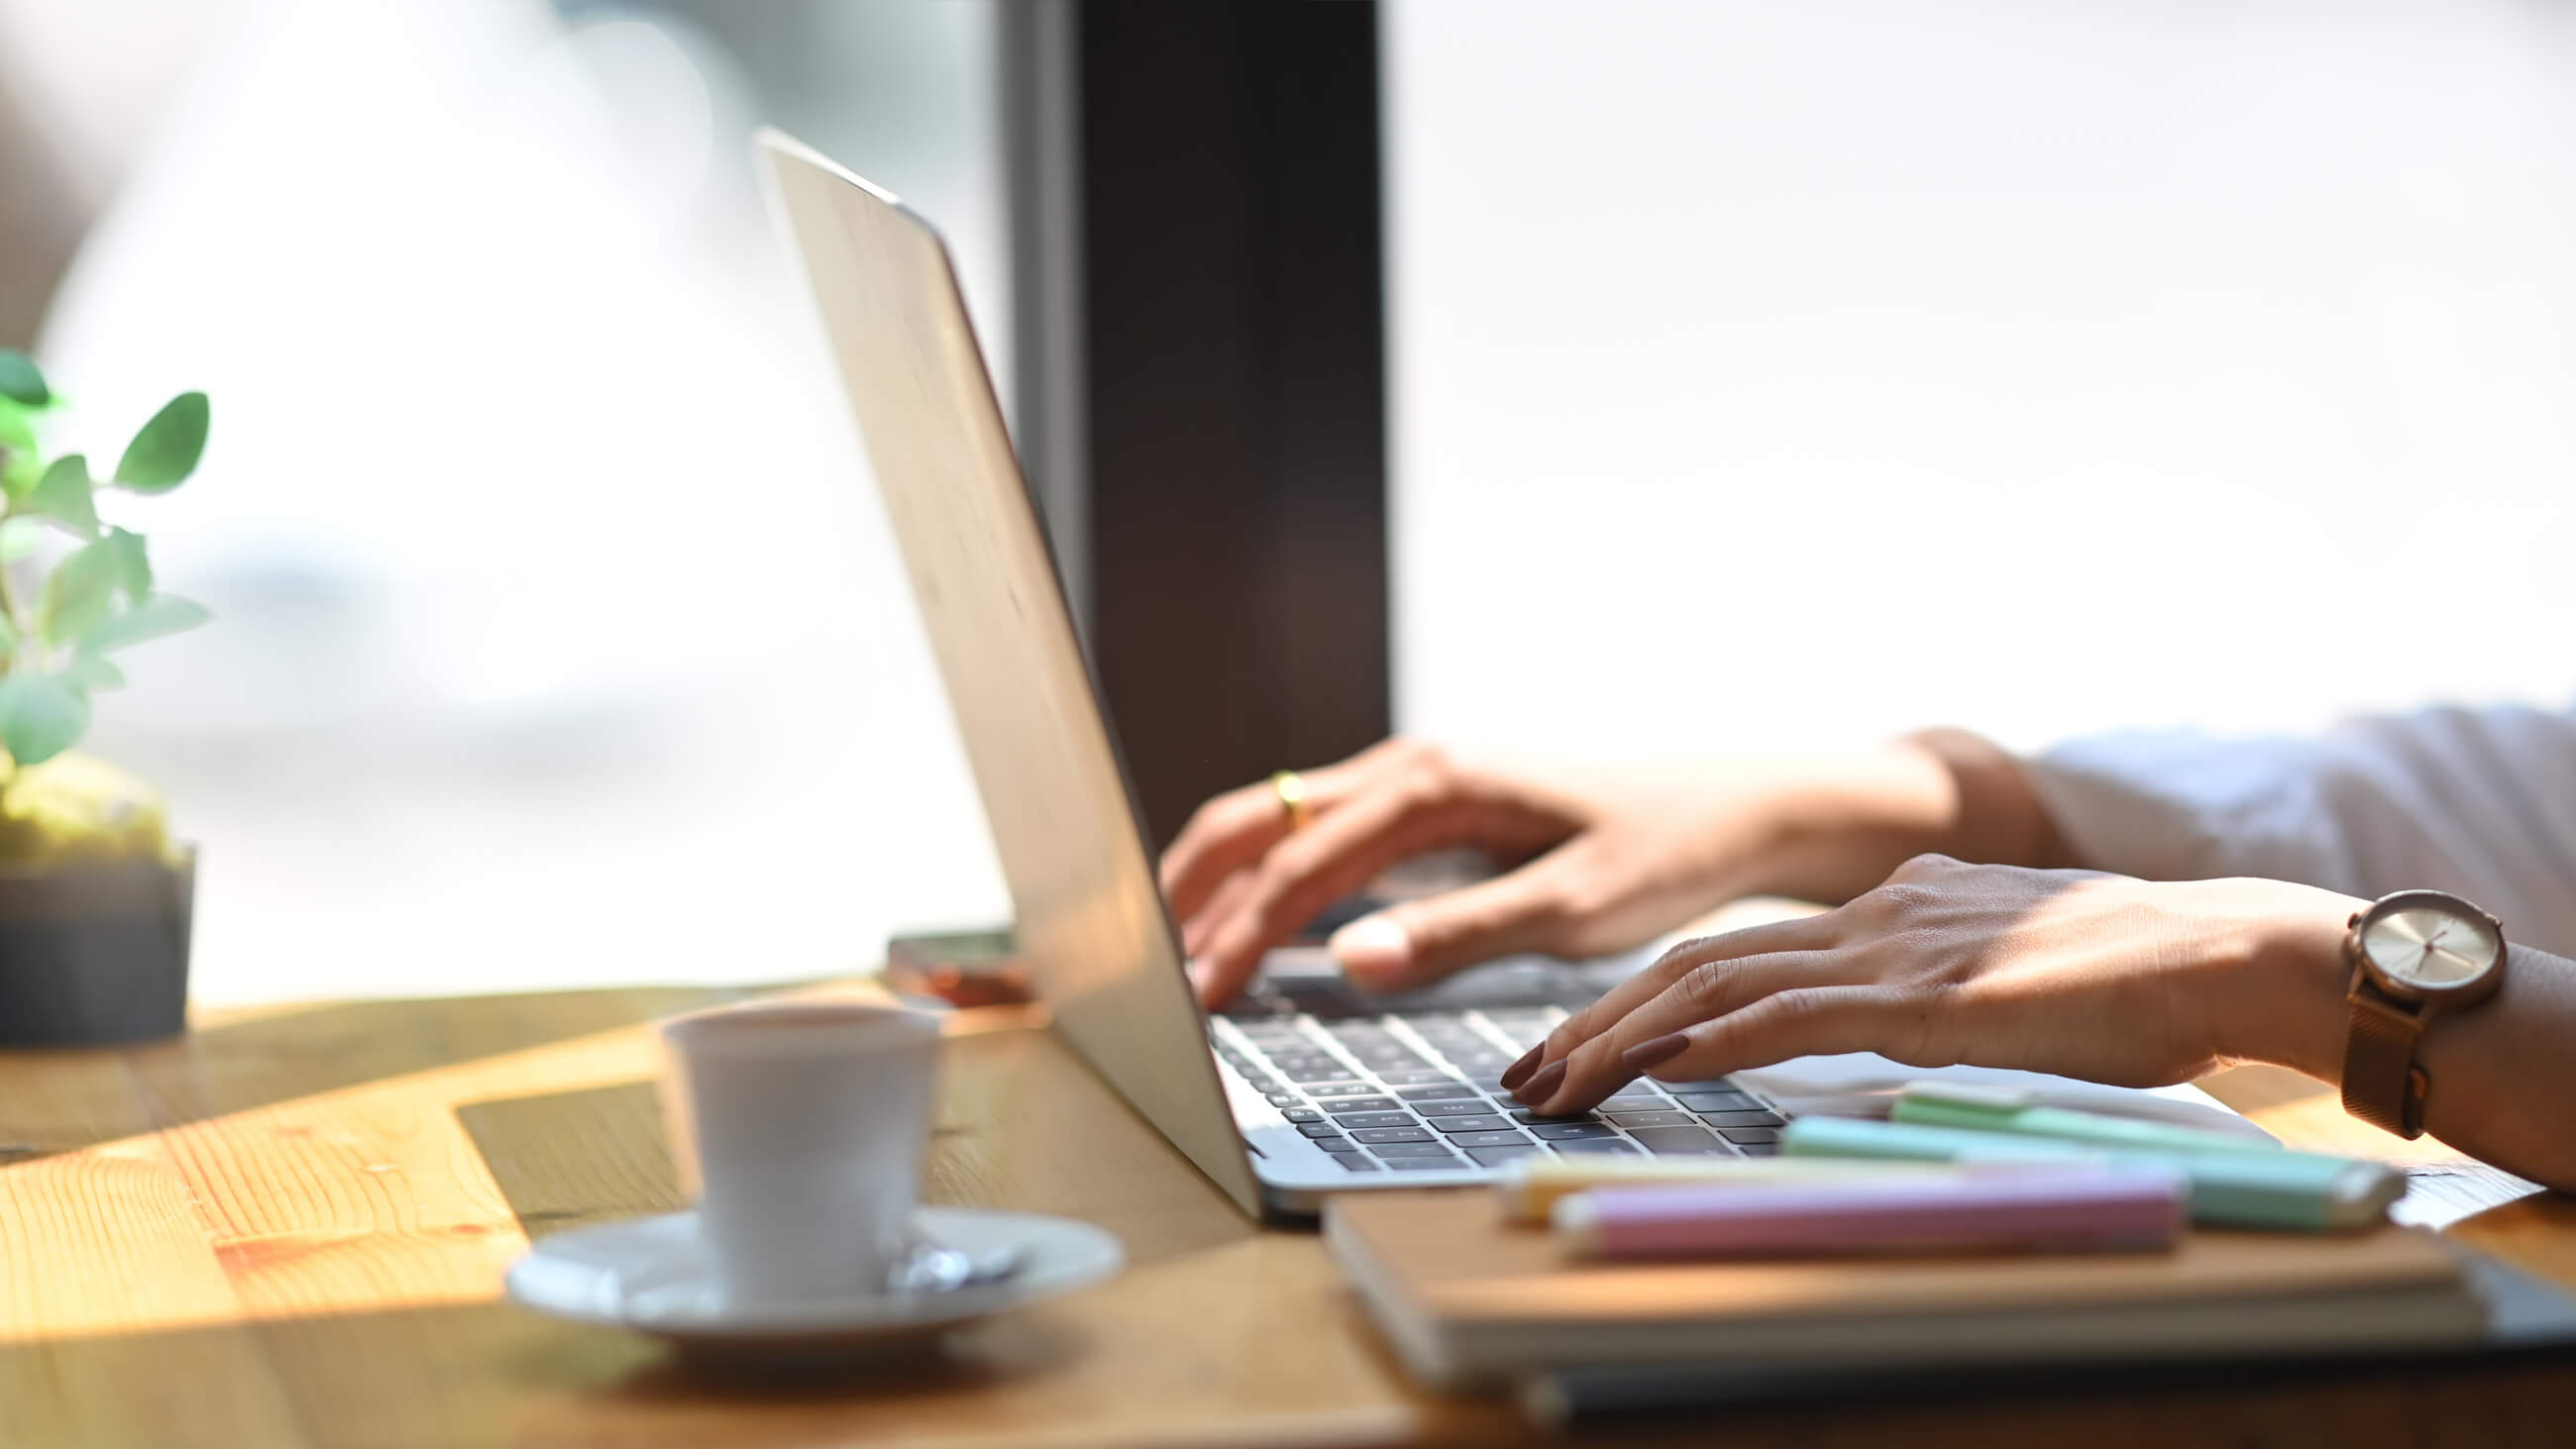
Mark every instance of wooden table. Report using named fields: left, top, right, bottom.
left=5, top=983, right=2576, bottom=1448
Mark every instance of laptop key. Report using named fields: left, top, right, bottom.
left=1280, top=1107, right=1324, bottom=1123
left=1449, top=1129, right=1533, bottom=1148
left=1316, top=1137, right=1362, bottom=1153
left=1674, top=1089, right=1758, bottom=1112
left=1414, top=1098, right=1496, bottom=1116
left=1507, top=1106, right=1603, bottom=1125
left=1602, top=1110, right=1695, bottom=1128
left=1406, top=1019, right=1485, bottom=1040
left=1333, top=1155, right=1383, bottom=1172
left=1294, top=1121, right=1344, bottom=1138
left=1702, top=1109, right=1786, bottom=1129
left=1529, top=1122, right=1618, bottom=1141
left=1324, top=1097, right=1402, bottom=1115
left=1334, top=1112, right=1416, bottom=1129
left=1264, top=1093, right=1303, bottom=1108
left=1628, top=1125, right=1729, bottom=1155
left=1551, top=1137, right=1643, bottom=1156
left=1465, top=1145, right=1543, bottom=1168
left=1736, top=1139, right=1781, bottom=1156
left=1429, top=1114, right=1513, bottom=1134
left=1375, top=1068, right=1456, bottom=1087
left=1656, top=1079, right=1744, bottom=1093
left=1384, top=1157, right=1466, bottom=1172
left=1397, top=1085, right=1479, bottom=1101
left=1719, top=1126, right=1781, bottom=1145
left=1371, top=1141, right=1457, bottom=1159
left=1281, top=1066, right=1364, bottom=1084
left=1351, top=1126, right=1437, bottom=1144
left=1308, top=1084, right=1385, bottom=1098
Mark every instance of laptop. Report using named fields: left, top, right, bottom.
left=759, top=132, right=1791, bottom=1219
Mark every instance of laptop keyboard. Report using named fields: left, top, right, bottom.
left=1210, top=1008, right=1790, bottom=1175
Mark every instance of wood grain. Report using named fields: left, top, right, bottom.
left=0, top=984, right=2569, bottom=1448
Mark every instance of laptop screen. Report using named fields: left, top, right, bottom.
left=760, top=132, right=1264, bottom=1218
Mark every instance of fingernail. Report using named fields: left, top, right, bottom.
left=1621, top=1033, right=1690, bottom=1074
left=1514, top=1059, right=1567, bottom=1105
left=1329, top=914, right=1412, bottom=983
left=1498, top=1044, right=1546, bottom=1091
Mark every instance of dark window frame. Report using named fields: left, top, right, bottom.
left=1007, top=0, right=1390, bottom=849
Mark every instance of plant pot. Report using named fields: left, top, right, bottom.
left=0, top=850, right=194, bottom=1047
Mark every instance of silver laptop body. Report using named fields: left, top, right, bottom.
left=760, top=133, right=1788, bottom=1218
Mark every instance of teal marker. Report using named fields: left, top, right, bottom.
left=1891, top=1082, right=2290, bottom=1158
left=1780, top=1116, right=2405, bottom=1232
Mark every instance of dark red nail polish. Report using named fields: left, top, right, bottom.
left=1620, top=1033, right=1690, bottom=1074
left=1499, top=1044, right=1546, bottom=1091
left=1515, top=1059, right=1567, bottom=1105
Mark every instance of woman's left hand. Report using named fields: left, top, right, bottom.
left=1509, top=853, right=2358, bottom=1114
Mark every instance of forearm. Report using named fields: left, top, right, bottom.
left=2018, top=707, right=2576, bottom=957
left=1738, top=728, right=2067, bottom=905
left=2240, top=900, right=2576, bottom=1193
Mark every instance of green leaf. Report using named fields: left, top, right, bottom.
left=76, top=593, right=210, bottom=656
left=27, top=455, right=98, bottom=540
left=0, top=674, right=88, bottom=767
left=0, top=351, right=46, bottom=407
left=101, top=527, right=150, bottom=602
left=114, top=392, right=208, bottom=492
left=0, top=518, right=45, bottom=564
left=56, top=656, right=123, bottom=692
left=0, top=398, right=39, bottom=501
left=41, top=538, right=120, bottom=646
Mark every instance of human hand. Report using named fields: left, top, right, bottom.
left=1160, top=739, right=1828, bottom=1008
left=1505, top=853, right=2358, bottom=1113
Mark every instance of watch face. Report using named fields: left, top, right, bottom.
left=2362, top=903, right=2502, bottom=991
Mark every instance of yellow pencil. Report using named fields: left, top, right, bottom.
left=1494, top=1154, right=2023, bottom=1225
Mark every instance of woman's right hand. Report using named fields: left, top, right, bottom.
left=1158, top=732, right=2053, bottom=1009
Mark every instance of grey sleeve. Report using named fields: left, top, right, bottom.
left=2023, top=704, right=2576, bottom=956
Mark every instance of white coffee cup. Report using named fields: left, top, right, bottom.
left=657, top=999, right=942, bottom=1306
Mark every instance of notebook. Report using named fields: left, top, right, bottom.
left=1325, top=1189, right=2486, bottom=1390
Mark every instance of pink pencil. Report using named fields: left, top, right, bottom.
left=1554, top=1165, right=2185, bottom=1259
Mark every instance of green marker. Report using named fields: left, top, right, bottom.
left=1891, top=1082, right=2293, bottom=1157
left=1780, top=1115, right=2405, bottom=1232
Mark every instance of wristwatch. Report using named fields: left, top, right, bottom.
left=2341, top=889, right=2508, bottom=1138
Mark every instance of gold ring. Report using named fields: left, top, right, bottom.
left=1270, top=770, right=1312, bottom=832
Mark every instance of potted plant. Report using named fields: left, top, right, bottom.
left=0, top=348, right=210, bottom=1045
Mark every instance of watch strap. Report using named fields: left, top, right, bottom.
left=2342, top=988, right=2429, bottom=1138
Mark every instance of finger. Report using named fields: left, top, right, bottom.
left=1327, top=854, right=1586, bottom=993
left=1578, top=986, right=1917, bottom=1107
left=1158, top=749, right=1393, bottom=920
left=1535, top=912, right=1844, bottom=1070
left=1159, top=781, right=1297, bottom=924
left=1191, top=779, right=1475, bottom=1007
left=1517, top=948, right=1862, bottom=1112
left=1180, top=868, right=1256, bottom=959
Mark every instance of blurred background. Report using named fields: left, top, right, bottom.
left=3, top=0, right=2572, bottom=1005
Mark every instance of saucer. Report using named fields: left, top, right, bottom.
left=504, top=1206, right=1124, bottom=1360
